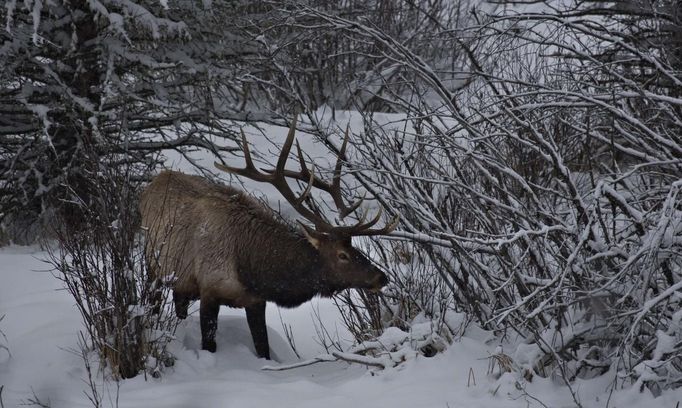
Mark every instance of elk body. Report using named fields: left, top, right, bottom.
left=140, top=119, right=397, bottom=359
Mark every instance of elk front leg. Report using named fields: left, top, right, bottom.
left=200, top=298, right=219, bottom=352
left=174, top=290, right=190, bottom=319
left=146, top=278, right=163, bottom=315
left=245, top=302, right=270, bottom=359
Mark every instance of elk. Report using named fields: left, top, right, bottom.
left=140, top=118, right=398, bottom=359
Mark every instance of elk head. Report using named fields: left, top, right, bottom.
left=215, top=116, right=398, bottom=294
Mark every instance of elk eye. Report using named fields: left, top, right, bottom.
left=338, top=252, right=350, bottom=261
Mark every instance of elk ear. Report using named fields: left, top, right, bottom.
left=298, top=221, right=325, bottom=249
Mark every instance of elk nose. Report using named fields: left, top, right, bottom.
left=378, top=272, right=389, bottom=287
left=369, top=270, right=389, bottom=291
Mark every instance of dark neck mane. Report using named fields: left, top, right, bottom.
left=235, top=214, right=333, bottom=307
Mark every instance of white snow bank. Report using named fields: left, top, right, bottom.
left=2, top=246, right=682, bottom=407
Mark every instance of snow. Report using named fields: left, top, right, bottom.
left=2, top=245, right=682, bottom=407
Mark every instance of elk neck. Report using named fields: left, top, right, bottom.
left=235, top=219, right=338, bottom=308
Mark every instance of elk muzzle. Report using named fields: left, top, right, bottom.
left=368, top=269, right=389, bottom=292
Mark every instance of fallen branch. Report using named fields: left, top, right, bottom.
left=262, top=323, right=448, bottom=372
left=261, top=355, right=337, bottom=371
left=262, top=351, right=389, bottom=371
left=330, top=351, right=389, bottom=369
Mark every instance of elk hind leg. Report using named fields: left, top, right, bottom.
left=245, top=302, right=270, bottom=359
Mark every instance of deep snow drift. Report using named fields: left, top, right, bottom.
left=1, top=245, right=681, bottom=408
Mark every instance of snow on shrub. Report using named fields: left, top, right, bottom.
left=48, top=163, right=178, bottom=380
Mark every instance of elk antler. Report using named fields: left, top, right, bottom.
left=215, top=117, right=398, bottom=237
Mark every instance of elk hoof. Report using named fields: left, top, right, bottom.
left=202, top=340, right=217, bottom=353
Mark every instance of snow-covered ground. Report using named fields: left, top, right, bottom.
left=1, top=245, right=681, bottom=408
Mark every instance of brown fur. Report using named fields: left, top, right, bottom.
left=140, top=170, right=387, bottom=358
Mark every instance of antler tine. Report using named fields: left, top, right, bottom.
left=342, top=206, right=382, bottom=233
left=240, top=129, right=257, bottom=171
left=330, top=133, right=347, bottom=216
left=215, top=129, right=272, bottom=183
left=325, top=207, right=400, bottom=238
left=349, top=212, right=400, bottom=237
left=275, top=115, right=298, bottom=175
left=329, top=124, right=365, bottom=219
left=355, top=213, right=400, bottom=237
left=293, top=162, right=315, bottom=206
left=295, top=140, right=310, bottom=178
left=342, top=193, right=365, bottom=218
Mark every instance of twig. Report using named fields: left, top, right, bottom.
left=514, top=384, right=550, bottom=408
left=19, top=388, right=50, bottom=407
left=0, top=314, right=9, bottom=359
left=310, top=303, right=344, bottom=354
left=277, top=309, right=301, bottom=359
left=79, top=332, right=102, bottom=408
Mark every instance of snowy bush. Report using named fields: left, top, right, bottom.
left=303, top=0, right=682, bottom=394
left=48, top=161, right=177, bottom=380
left=333, top=238, right=459, bottom=357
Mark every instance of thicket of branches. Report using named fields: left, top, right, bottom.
left=298, top=0, right=682, bottom=395
left=234, top=0, right=471, bottom=112
left=0, top=0, right=250, bottom=238
left=48, top=159, right=177, bottom=380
